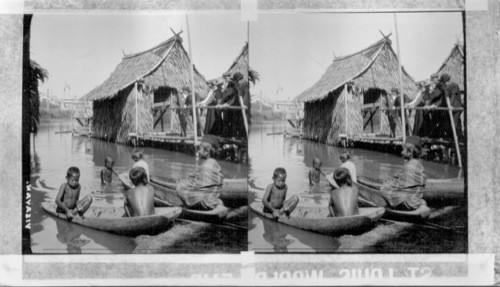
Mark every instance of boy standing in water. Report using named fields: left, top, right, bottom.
left=262, top=167, right=299, bottom=220
left=55, top=167, right=93, bottom=221
left=124, top=167, right=155, bottom=217
left=131, top=151, right=149, bottom=181
left=308, top=158, right=322, bottom=186
left=328, top=168, right=359, bottom=217
left=100, top=156, right=114, bottom=185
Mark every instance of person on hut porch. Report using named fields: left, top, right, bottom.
left=391, top=88, right=412, bottom=136
left=176, top=134, right=225, bottom=210
left=440, top=73, right=464, bottom=142
left=406, top=79, right=433, bottom=137
left=173, top=91, right=188, bottom=137
left=199, top=79, right=224, bottom=136
left=181, top=86, right=204, bottom=137
left=379, top=136, right=427, bottom=211
left=221, top=72, right=247, bottom=139
left=425, top=73, right=448, bottom=139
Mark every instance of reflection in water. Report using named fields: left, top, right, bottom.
left=262, top=217, right=294, bottom=252
left=55, top=219, right=89, bottom=254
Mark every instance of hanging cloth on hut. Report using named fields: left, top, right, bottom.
left=176, top=158, right=223, bottom=210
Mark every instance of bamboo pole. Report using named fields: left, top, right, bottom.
left=344, top=84, right=348, bottom=137
left=186, top=14, right=199, bottom=145
left=394, top=13, right=406, bottom=142
left=445, top=96, right=462, bottom=168
left=135, top=82, right=138, bottom=137
left=379, top=92, right=383, bottom=134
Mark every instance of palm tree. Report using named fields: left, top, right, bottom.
left=23, top=14, right=48, bottom=254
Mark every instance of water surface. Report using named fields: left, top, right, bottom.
left=30, top=121, right=247, bottom=254
left=248, top=122, right=462, bottom=253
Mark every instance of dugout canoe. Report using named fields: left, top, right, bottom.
left=357, top=176, right=465, bottom=205
left=150, top=176, right=247, bottom=207
left=41, top=202, right=182, bottom=237
left=249, top=202, right=385, bottom=236
left=356, top=182, right=431, bottom=222
left=152, top=184, right=229, bottom=223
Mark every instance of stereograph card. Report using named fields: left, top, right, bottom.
left=0, top=0, right=498, bottom=285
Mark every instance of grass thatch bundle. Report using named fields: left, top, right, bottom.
left=92, top=85, right=153, bottom=143
left=329, top=85, right=363, bottom=144
left=436, top=44, right=464, bottom=91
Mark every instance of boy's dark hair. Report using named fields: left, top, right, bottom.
left=339, top=150, right=350, bottom=162
left=131, top=151, right=143, bottom=161
left=129, top=167, right=148, bottom=186
left=334, top=167, right=352, bottom=187
left=273, top=167, right=287, bottom=179
left=66, top=167, right=80, bottom=178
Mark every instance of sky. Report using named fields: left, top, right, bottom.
left=31, top=12, right=248, bottom=99
left=250, top=12, right=463, bottom=102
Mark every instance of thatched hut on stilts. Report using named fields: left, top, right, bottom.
left=295, top=35, right=418, bottom=145
left=82, top=32, right=209, bottom=144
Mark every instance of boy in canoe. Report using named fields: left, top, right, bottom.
left=176, top=134, right=224, bottom=210
left=131, top=151, right=149, bottom=181
left=100, top=156, right=114, bottom=186
left=379, top=136, right=427, bottom=210
left=262, top=167, right=299, bottom=220
left=55, top=167, right=93, bottom=221
left=309, top=158, right=322, bottom=186
left=328, top=168, right=359, bottom=217
left=124, top=167, right=155, bottom=217
left=339, top=150, right=357, bottom=183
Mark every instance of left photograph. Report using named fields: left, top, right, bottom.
left=24, top=13, right=250, bottom=254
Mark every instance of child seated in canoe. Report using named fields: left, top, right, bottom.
left=55, top=167, right=93, bottom=221
left=176, top=135, right=224, bottom=210
left=131, top=151, right=149, bottom=181
left=379, top=136, right=427, bottom=211
left=309, top=158, right=322, bottom=186
left=124, top=167, right=155, bottom=217
left=262, top=167, right=299, bottom=220
left=339, top=150, right=357, bottom=183
left=100, top=156, right=114, bottom=186
left=328, top=168, right=359, bottom=217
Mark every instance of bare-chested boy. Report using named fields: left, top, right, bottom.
left=308, top=157, right=322, bottom=186
left=328, top=168, right=359, bottom=217
left=100, top=156, right=114, bottom=185
left=262, top=167, right=299, bottom=220
left=55, top=167, right=93, bottom=221
left=124, top=167, right=155, bottom=217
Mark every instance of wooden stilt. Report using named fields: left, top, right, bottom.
left=394, top=13, right=406, bottom=142
left=445, top=96, right=462, bottom=168
left=186, top=14, right=199, bottom=146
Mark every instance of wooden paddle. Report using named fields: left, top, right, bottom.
left=321, top=170, right=339, bottom=189
left=113, top=170, right=134, bottom=189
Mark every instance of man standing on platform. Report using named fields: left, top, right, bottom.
left=440, top=73, right=464, bottom=142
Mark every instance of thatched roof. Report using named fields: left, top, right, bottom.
left=436, top=43, right=464, bottom=91
left=82, top=34, right=209, bottom=101
left=224, top=43, right=260, bottom=84
left=295, top=36, right=418, bottom=103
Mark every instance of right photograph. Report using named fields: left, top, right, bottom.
left=248, top=12, right=466, bottom=253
